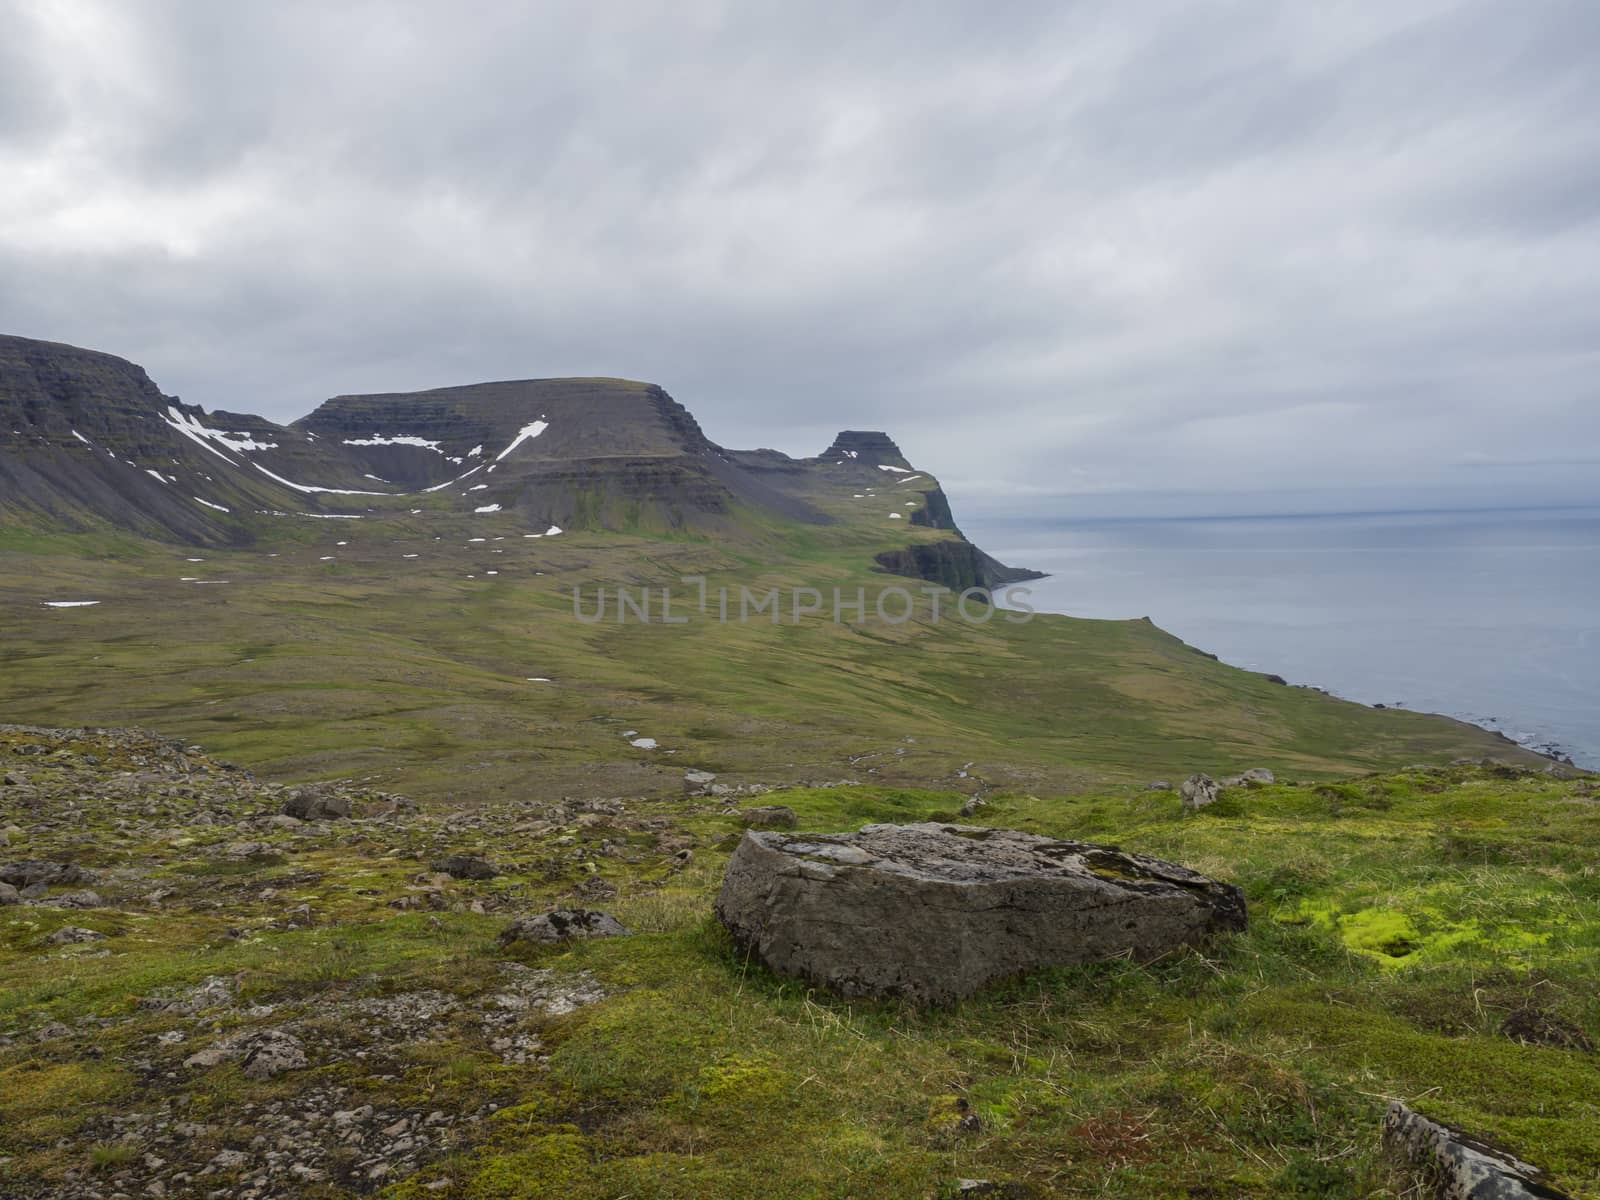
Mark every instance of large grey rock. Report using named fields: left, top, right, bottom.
left=1383, top=1101, right=1573, bottom=1198
left=714, top=823, right=1246, bottom=1005
left=0, top=882, right=20, bottom=905
left=1180, top=774, right=1219, bottom=810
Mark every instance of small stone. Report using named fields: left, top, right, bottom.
left=432, top=855, right=499, bottom=881
left=1180, top=774, right=1219, bottom=810
left=48, top=925, right=105, bottom=944
left=1383, top=1101, right=1572, bottom=1199
left=498, top=909, right=631, bottom=947
left=280, top=787, right=351, bottom=821
left=740, top=805, right=798, bottom=830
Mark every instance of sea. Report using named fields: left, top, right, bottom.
left=981, top=506, right=1600, bottom=769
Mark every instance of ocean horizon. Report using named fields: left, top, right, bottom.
left=983, top=504, right=1600, bottom=769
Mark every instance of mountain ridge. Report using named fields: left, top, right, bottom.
left=0, top=333, right=1036, bottom=587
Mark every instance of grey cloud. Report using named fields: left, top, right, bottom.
left=1, top=0, right=1596, bottom=516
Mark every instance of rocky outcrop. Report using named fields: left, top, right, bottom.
left=873, top=541, right=1042, bottom=594
left=818, top=430, right=911, bottom=468
left=1383, top=1102, right=1573, bottom=1199
left=714, top=823, right=1246, bottom=1004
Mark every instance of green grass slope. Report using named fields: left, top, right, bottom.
left=1, top=729, right=1595, bottom=1198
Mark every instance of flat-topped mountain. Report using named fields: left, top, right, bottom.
left=0, top=334, right=1034, bottom=587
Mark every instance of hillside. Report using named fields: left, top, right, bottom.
left=0, top=332, right=1584, bottom=1200
left=1, top=725, right=1595, bottom=1198
left=0, top=336, right=1032, bottom=587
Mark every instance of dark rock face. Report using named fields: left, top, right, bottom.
left=714, top=823, right=1247, bottom=1005
left=818, top=430, right=910, bottom=468
left=873, top=541, right=1043, bottom=594
left=433, top=855, right=499, bottom=881
left=498, top=909, right=630, bottom=946
left=1383, top=1102, right=1573, bottom=1199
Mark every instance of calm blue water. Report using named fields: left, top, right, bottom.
left=984, top=507, right=1600, bottom=768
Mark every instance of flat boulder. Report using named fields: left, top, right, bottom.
left=498, top=909, right=630, bottom=947
left=715, top=823, right=1246, bottom=1005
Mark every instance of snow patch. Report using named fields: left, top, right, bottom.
left=162, top=406, right=277, bottom=457
left=888, top=512, right=903, bottom=519
left=629, top=737, right=658, bottom=750
left=342, top=434, right=442, bottom=452
left=495, top=420, right=548, bottom=461
left=475, top=504, right=502, bottom=513
left=70, top=429, right=93, bottom=446
left=44, top=600, right=99, bottom=608
left=252, top=463, right=386, bottom=496
left=544, top=524, right=563, bottom=536
left=877, top=464, right=911, bottom=473
left=194, top=497, right=231, bottom=512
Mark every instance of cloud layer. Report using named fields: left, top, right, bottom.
left=3, top=0, right=1596, bottom=514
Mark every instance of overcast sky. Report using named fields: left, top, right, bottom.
left=3, top=1, right=1596, bottom=517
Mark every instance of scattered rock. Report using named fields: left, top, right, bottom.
left=1223, top=768, right=1276, bottom=787
left=51, top=889, right=104, bottom=909
left=741, top=805, right=798, bottom=830
left=1144, top=781, right=1173, bottom=792
left=1180, top=774, right=1219, bottom=810
left=281, top=786, right=351, bottom=821
left=0, top=859, right=97, bottom=887
left=432, top=854, right=499, bottom=881
left=48, top=925, right=105, bottom=944
left=185, top=1028, right=308, bottom=1079
left=1382, top=1100, right=1573, bottom=1199
left=498, top=909, right=631, bottom=947
left=715, top=823, right=1247, bottom=1004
